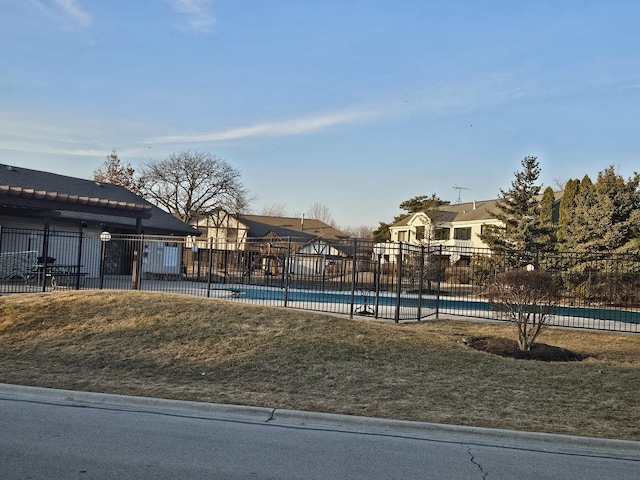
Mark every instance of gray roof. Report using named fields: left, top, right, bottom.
left=0, top=163, right=199, bottom=236
left=238, top=214, right=350, bottom=240
left=392, top=193, right=562, bottom=227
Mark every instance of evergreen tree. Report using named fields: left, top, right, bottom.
left=567, top=166, right=640, bottom=252
left=479, top=156, right=552, bottom=266
left=557, top=178, right=579, bottom=246
left=538, top=186, right=557, bottom=249
left=399, top=194, right=449, bottom=213
left=595, top=167, right=639, bottom=251
left=564, top=175, right=599, bottom=252
left=565, top=167, right=640, bottom=252
left=373, top=221, right=391, bottom=242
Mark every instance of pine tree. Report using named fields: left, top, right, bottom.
left=479, top=156, right=551, bottom=266
left=399, top=194, right=450, bottom=213
left=565, top=175, right=599, bottom=252
left=557, top=178, right=579, bottom=246
left=563, top=167, right=640, bottom=253
left=538, top=186, right=557, bottom=250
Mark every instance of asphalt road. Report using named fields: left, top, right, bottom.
left=1, top=384, right=639, bottom=480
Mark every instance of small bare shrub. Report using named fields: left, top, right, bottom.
left=486, top=269, right=560, bottom=351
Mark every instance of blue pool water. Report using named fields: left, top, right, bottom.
left=222, top=286, right=640, bottom=325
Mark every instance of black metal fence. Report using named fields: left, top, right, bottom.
left=1, top=226, right=639, bottom=333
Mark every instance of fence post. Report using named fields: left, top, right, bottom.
left=40, top=218, right=51, bottom=292
left=74, top=227, right=84, bottom=290
left=131, top=235, right=143, bottom=290
left=435, top=244, right=442, bottom=319
left=206, top=237, right=214, bottom=297
left=349, top=238, right=357, bottom=319
left=223, top=248, right=228, bottom=285
left=99, top=235, right=106, bottom=290
left=417, top=245, right=425, bottom=321
left=394, top=242, right=403, bottom=323
left=283, top=237, right=291, bottom=307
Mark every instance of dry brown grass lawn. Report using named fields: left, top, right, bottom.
left=1, top=290, right=639, bottom=440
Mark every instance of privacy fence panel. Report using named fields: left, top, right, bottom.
left=1, top=227, right=638, bottom=333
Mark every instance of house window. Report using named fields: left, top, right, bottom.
left=398, top=230, right=407, bottom=242
left=453, top=227, right=472, bottom=240
left=480, top=224, right=494, bottom=236
left=415, top=226, right=425, bottom=241
left=434, top=227, right=450, bottom=240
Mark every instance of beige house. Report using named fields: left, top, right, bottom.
left=388, top=191, right=563, bottom=258
left=389, top=199, right=503, bottom=250
left=190, top=210, right=351, bottom=275
left=190, top=210, right=349, bottom=248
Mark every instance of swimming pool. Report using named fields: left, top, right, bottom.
left=208, top=284, right=640, bottom=328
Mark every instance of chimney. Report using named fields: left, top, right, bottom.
left=301, top=213, right=305, bottom=231
left=473, top=200, right=476, bottom=210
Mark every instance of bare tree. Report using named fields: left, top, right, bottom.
left=307, top=202, right=336, bottom=227
left=485, top=269, right=560, bottom=351
left=341, top=225, right=374, bottom=239
left=552, top=176, right=569, bottom=191
left=257, top=203, right=288, bottom=217
left=138, top=150, right=250, bottom=223
left=93, top=151, right=139, bottom=192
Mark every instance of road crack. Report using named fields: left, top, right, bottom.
left=265, top=408, right=276, bottom=422
left=467, top=447, right=488, bottom=479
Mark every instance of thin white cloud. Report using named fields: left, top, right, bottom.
left=146, top=109, right=378, bottom=144
left=1, top=142, right=105, bottom=157
left=51, top=0, right=92, bottom=27
left=0, top=111, right=145, bottom=159
left=0, top=74, right=535, bottom=162
left=617, top=83, right=640, bottom=91
left=166, top=0, right=215, bottom=33
left=145, top=75, right=531, bottom=146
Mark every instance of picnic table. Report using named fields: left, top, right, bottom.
left=26, top=262, right=87, bottom=289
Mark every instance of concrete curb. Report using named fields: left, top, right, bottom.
left=0, top=383, right=274, bottom=422
left=271, top=407, right=640, bottom=454
left=3, top=383, right=640, bottom=457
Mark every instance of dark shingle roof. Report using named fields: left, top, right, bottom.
left=0, top=163, right=199, bottom=236
left=238, top=214, right=349, bottom=240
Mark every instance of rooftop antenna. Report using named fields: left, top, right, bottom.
left=453, top=185, right=470, bottom=204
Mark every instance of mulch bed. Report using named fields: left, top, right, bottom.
left=463, top=336, right=584, bottom=362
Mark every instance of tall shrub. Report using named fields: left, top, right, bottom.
left=486, top=269, right=560, bottom=351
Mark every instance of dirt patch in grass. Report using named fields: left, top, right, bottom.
left=463, top=336, right=585, bottom=362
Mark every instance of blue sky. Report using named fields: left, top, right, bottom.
left=2, top=1, right=640, bottom=228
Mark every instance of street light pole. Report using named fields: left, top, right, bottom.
left=99, top=231, right=111, bottom=289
